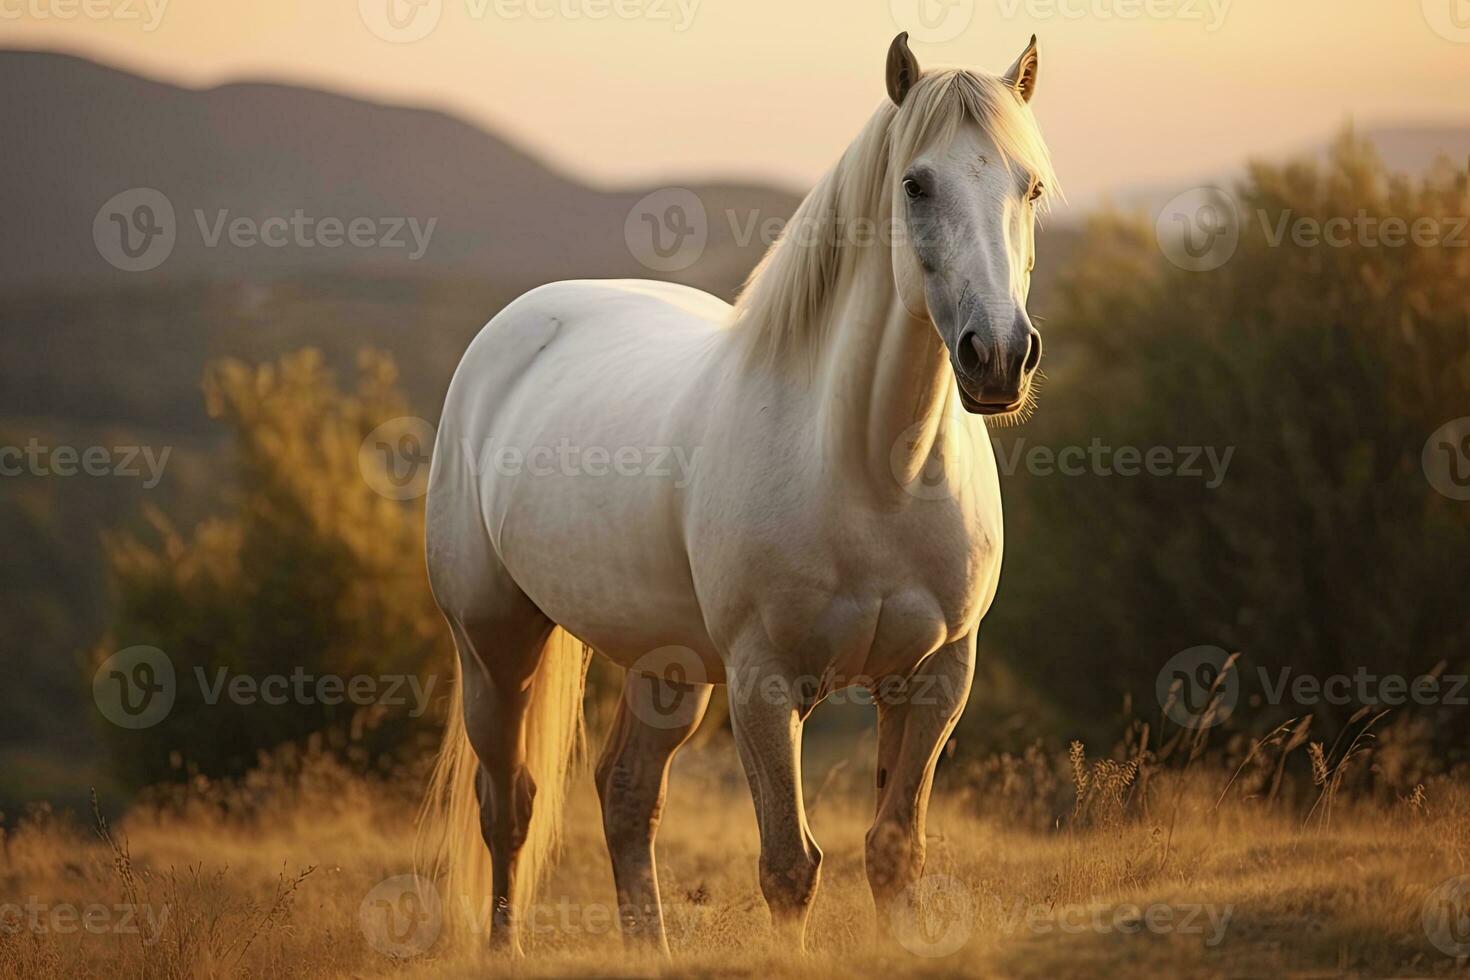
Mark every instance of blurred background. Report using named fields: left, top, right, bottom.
left=1, top=1, right=1467, bottom=812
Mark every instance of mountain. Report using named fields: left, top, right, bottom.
left=0, top=49, right=1088, bottom=438
left=0, top=50, right=801, bottom=293
left=1093, top=124, right=1470, bottom=218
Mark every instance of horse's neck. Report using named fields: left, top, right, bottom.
left=812, top=252, right=963, bottom=495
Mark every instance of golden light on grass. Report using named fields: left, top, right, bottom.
left=2, top=725, right=1467, bottom=978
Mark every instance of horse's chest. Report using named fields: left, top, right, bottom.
left=726, top=505, right=1002, bottom=677
left=863, top=514, right=1001, bottom=642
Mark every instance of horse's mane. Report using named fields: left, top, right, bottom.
left=732, top=68, right=1059, bottom=370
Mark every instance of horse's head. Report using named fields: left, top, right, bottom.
left=886, top=34, right=1056, bottom=418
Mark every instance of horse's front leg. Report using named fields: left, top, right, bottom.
left=865, top=636, right=975, bottom=930
left=727, top=653, right=823, bottom=951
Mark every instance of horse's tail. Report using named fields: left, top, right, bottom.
left=416, top=627, right=590, bottom=944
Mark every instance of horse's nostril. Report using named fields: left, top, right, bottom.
left=957, top=331, right=987, bottom=376
left=1022, top=328, right=1043, bottom=375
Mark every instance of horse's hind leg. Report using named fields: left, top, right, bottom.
left=595, top=671, right=712, bottom=954
left=450, top=608, right=554, bottom=954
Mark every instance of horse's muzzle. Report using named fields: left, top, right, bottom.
left=946, top=307, right=1040, bottom=414
left=952, top=311, right=1042, bottom=415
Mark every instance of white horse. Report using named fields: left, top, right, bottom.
left=419, top=33, right=1057, bottom=956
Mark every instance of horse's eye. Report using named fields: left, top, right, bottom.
left=1028, top=182, right=1045, bottom=202
left=903, top=178, right=925, bottom=200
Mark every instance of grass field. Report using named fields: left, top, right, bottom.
left=3, top=733, right=1469, bottom=979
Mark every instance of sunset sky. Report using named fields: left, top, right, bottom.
left=5, top=0, right=1467, bottom=206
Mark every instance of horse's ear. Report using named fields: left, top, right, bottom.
left=1003, top=35, right=1039, bottom=103
left=886, top=32, right=921, bottom=106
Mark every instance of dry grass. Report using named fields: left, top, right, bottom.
left=3, top=736, right=1470, bottom=979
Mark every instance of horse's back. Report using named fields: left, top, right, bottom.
left=427, top=279, right=729, bottom=657
left=441, top=278, right=722, bottom=415
left=491, top=278, right=731, bottom=344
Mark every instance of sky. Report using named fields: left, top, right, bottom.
left=3, top=0, right=1468, bottom=207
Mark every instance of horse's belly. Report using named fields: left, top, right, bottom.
left=494, top=481, right=720, bottom=673
left=458, top=279, right=729, bottom=669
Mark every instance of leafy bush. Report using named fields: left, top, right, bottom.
left=94, top=350, right=447, bottom=788
left=978, top=131, right=1470, bottom=755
